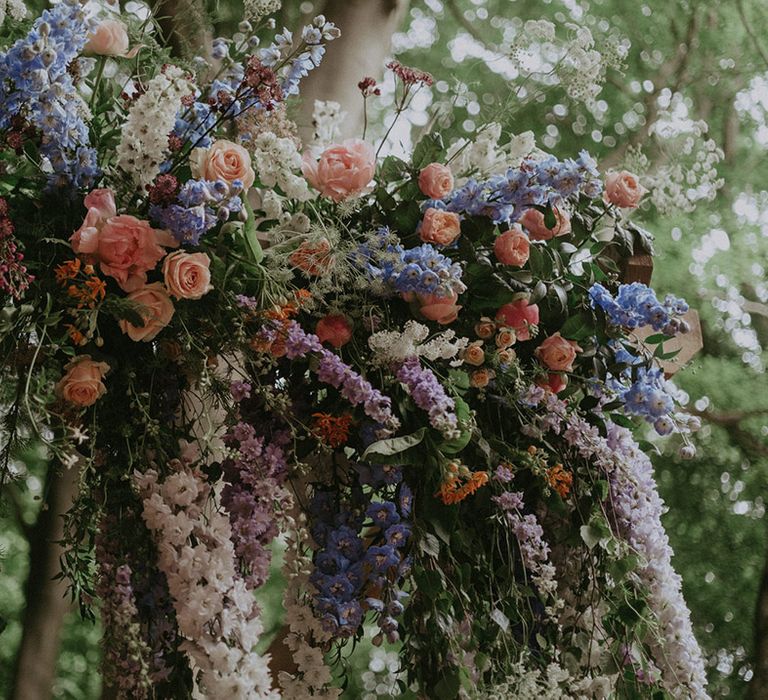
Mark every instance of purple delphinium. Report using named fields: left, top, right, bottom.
left=393, top=356, right=459, bottom=439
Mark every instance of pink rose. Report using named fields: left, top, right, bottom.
left=302, top=139, right=376, bottom=202
left=315, top=314, right=353, bottom=348
left=463, top=342, right=485, bottom=366
left=534, top=332, right=582, bottom=372
left=418, top=163, right=454, bottom=199
left=495, top=299, right=539, bottom=341
left=539, top=372, right=568, bottom=394
left=470, top=368, right=494, bottom=389
left=119, top=283, right=175, bottom=342
left=416, top=290, right=462, bottom=325
left=85, top=19, right=130, bottom=57
left=419, top=208, right=462, bottom=246
left=604, top=170, right=647, bottom=208
left=494, top=226, right=530, bottom=266
left=56, top=355, right=110, bottom=407
left=71, top=188, right=117, bottom=255
left=519, top=206, right=571, bottom=241
left=162, top=251, right=213, bottom=300
left=93, top=215, right=176, bottom=292
left=191, top=140, right=255, bottom=190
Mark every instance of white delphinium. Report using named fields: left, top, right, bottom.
left=368, top=320, right=468, bottom=365
left=0, top=0, right=26, bottom=27
left=245, top=0, right=281, bottom=21
left=116, top=65, right=192, bottom=189
left=250, top=131, right=312, bottom=200
left=136, top=462, right=278, bottom=700
left=310, top=100, right=347, bottom=150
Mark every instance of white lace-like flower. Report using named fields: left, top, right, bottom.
left=245, top=0, right=281, bottom=21
left=368, top=320, right=469, bottom=365
left=446, top=124, right=535, bottom=182
left=117, top=66, right=192, bottom=189
left=250, top=131, right=312, bottom=200
left=0, top=0, right=26, bottom=27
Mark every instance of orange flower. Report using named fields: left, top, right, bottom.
left=312, top=412, right=353, bottom=448
left=289, top=238, right=333, bottom=276
left=55, top=259, right=81, bottom=283
left=437, top=470, right=489, bottom=505
left=546, top=463, right=573, bottom=499
left=66, top=324, right=86, bottom=345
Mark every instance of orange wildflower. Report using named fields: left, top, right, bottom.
left=65, top=324, right=86, bottom=345
left=289, top=238, right=333, bottom=276
left=437, top=469, right=489, bottom=506
left=546, top=463, right=573, bottom=499
left=55, top=259, right=81, bottom=283
left=85, top=277, right=106, bottom=303
left=312, top=412, right=353, bottom=448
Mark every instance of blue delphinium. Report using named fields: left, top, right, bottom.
left=150, top=179, right=244, bottom=245
left=0, top=0, right=99, bottom=190
left=590, top=282, right=689, bottom=334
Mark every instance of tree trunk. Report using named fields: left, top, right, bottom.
left=298, top=0, right=411, bottom=139
left=11, top=466, right=80, bottom=700
left=150, top=0, right=212, bottom=58
left=749, top=540, right=768, bottom=699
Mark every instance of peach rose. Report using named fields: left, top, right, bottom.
left=70, top=188, right=117, bottom=254
left=474, top=318, right=496, bottom=339
left=191, top=140, right=256, bottom=190
left=519, top=206, right=571, bottom=241
left=162, top=251, right=213, bottom=300
left=419, top=208, right=462, bottom=247
left=497, top=348, right=517, bottom=365
left=416, top=290, right=462, bottom=325
left=495, top=299, right=539, bottom=341
left=85, top=19, right=130, bottom=57
left=604, top=170, right=647, bottom=209
left=534, top=332, right=582, bottom=372
left=418, top=163, right=454, bottom=199
left=470, top=368, right=494, bottom=389
left=119, top=283, right=175, bottom=342
left=463, top=342, right=485, bottom=366
left=494, top=226, right=530, bottom=266
left=495, top=327, right=517, bottom=349
left=316, top=314, right=353, bottom=348
left=56, top=355, right=110, bottom=407
left=93, top=215, right=176, bottom=292
left=302, top=139, right=376, bottom=202
left=539, top=372, right=568, bottom=394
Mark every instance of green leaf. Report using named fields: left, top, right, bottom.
left=412, top=133, right=444, bottom=169
left=379, top=155, right=409, bottom=181
left=580, top=524, right=601, bottom=550
left=544, top=204, right=557, bottom=229
left=362, top=427, right=426, bottom=459
left=434, top=670, right=461, bottom=699
left=644, top=333, right=671, bottom=345
left=242, top=197, right=264, bottom=264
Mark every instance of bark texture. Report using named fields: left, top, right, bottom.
left=11, top=467, right=80, bottom=700
left=298, top=0, right=411, bottom=139
left=151, top=0, right=212, bottom=58
left=749, top=545, right=768, bottom=699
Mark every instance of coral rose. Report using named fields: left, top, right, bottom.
left=119, top=283, right=175, bottom=342
left=85, top=19, right=129, bottom=56
left=191, top=139, right=256, bottom=190
left=494, top=226, right=530, bottom=266
left=470, top=368, right=494, bottom=389
left=463, top=342, right=485, bottom=366
left=316, top=314, right=353, bottom=348
left=474, top=318, right=496, bottom=339
left=162, top=251, right=213, bottom=300
left=539, top=372, right=568, bottom=394
left=419, top=208, right=461, bottom=247
left=56, top=355, right=110, bottom=407
left=418, top=163, right=454, bottom=199
left=302, top=139, right=376, bottom=202
left=416, top=290, right=462, bottom=325
left=519, top=206, right=571, bottom=241
left=534, top=332, right=582, bottom=372
left=495, top=299, right=539, bottom=341
left=604, top=170, right=647, bottom=209
left=94, top=215, right=176, bottom=292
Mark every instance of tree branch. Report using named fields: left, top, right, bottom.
left=736, top=0, right=768, bottom=70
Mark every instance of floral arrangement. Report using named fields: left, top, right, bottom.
left=0, top=2, right=709, bottom=698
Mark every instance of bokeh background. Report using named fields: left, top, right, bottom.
left=2, top=0, right=768, bottom=697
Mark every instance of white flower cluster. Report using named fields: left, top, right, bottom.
left=245, top=0, right=281, bottom=21
left=362, top=649, right=401, bottom=700
left=446, top=123, right=535, bottom=182
left=310, top=100, right=347, bottom=150
left=368, top=320, right=468, bottom=365
left=509, top=20, right=628, bottom=106
left=117, top=66, right=192, bottom=189
left=278, top=511, right=341, bottom=700
left=136, top=461, right=278, bottom=700
left=636, top=117, right=725, bottom=214
left=250, top=131, right=312, bottom=201
left=0, top=0, right=26, bottom=27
